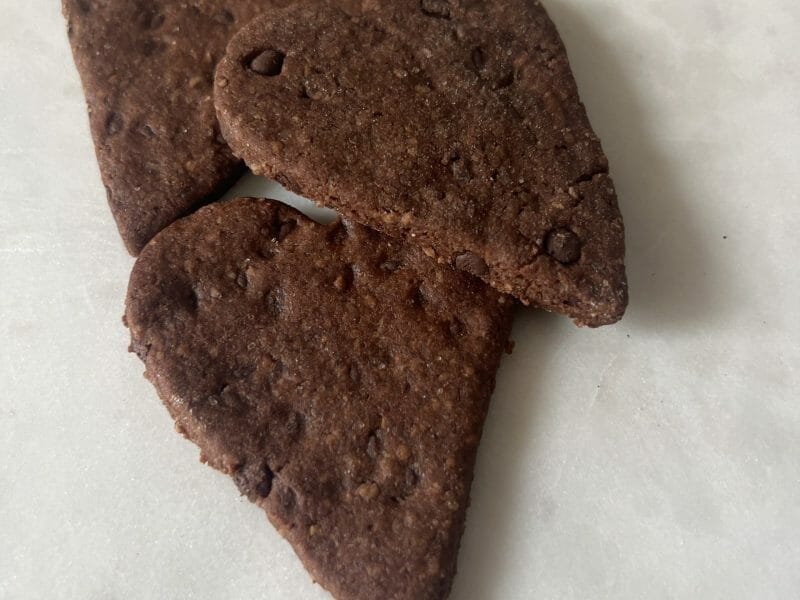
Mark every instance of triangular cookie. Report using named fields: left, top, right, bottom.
left=215, top=0, right=628, bottom=326
left=125, top=198, right=514, bottom=600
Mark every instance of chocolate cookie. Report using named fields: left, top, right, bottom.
left=215, top=0, right=628, bottom=327
left=125, top=198, right=514, bottom=600
left=62, top=0, right=284, bottom=254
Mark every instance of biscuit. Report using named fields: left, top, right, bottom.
left=125, top=197, right=514, bottom=600
left=215, top=0, right=628, bottom=326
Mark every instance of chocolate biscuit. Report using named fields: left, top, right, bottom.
left=215, top=0, right=628, bottom=326
left=125, top=198, right=514, bottom=600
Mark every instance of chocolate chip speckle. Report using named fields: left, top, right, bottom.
left=545, top=228, right=582, bottom=264
left=455, top=252, right=489, bottom=277
left=106, top=112, right=123, bottom=136
left=420, top=0, right=452, bottom=19
left=471, top=47, right=486, bottom=72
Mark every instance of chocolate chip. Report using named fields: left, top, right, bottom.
left=454, top=252, right=489, bottom=277
left=408, top=285, right=425, bottom=309
left=379, top=260, right=400, bottom=272
left=236, top=270, right=249, bottom=289
left=137, top=10, right=165, bottom=31
left=448, top=319, right=465, bottom=338
left=234, top=463, right=274, bottom=499
left=471, top=47, right=486, bottom=72
left=495, top=70, right=515, bottom=89
left=255, top=468, right=274, bottom=498
left=76, top=0, right=90, bottom=14
left=545, top=228, right=582, bottom=264
left=106, top=112, right=123, bottom=136
left=420, top=0, right=452, bottom=19
left=450, top=156, right=471, bottom=183
left=264, top=289, right=283, bottom=318
left=248, top=49, right=285, bottom=76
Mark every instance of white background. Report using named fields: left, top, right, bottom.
left=1, top=1, right=799, bottom=598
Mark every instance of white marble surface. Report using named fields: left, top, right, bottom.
left=1, top=1, right=799, bottom=598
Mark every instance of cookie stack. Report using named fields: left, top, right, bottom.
left=64, top=2, right=627, bottom=599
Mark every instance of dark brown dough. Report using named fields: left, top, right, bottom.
left=125, top=198, right=514, bottom=600
left=62, top=0, right=288, bottom=254
left=215, top=0, right=628, bottom=326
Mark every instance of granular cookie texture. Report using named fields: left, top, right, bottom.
left=125, top=198, right=514, bottom=600
left=62, top=0, right=286, bottom=255
left=215, top=0, right=628, bottom=327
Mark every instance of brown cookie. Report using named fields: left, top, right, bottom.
left=215, top=0, right=628, bottom=327
left=125, top=198, right=514, bottom=600
left=62, top=0, right=285, bottom=254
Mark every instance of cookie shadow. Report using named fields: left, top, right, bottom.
left=544, top=0, right=720, bottom=331
left=450, top=309, right=561, bottom=600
